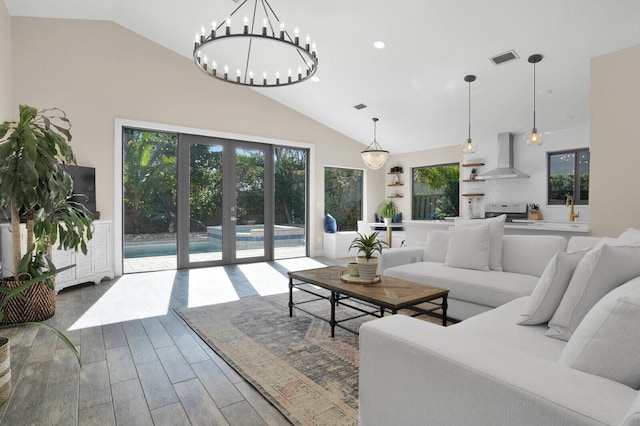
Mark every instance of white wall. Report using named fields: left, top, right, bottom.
left=465, top=126, right=590, bottom=222
left=590, top=44, right=640, bottom=237
left=385, top=126, right=589, bottom=223
left=10, top=17, right=377, bottom=258
left=0, top=1, right=12, bottom=121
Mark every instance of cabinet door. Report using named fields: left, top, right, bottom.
left=92, top=222, right=111, bottom=274
left=51, top=247, right=75, bottom=283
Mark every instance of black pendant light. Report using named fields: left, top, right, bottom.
left=526, top=54, right=544, bottom=146
left=462, top=75, right=477, bottom=154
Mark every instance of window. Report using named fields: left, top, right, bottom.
left=412, top=163, right=459, bottom=220
left=548, top=149, right=589, bottom=205
left=324, top=167, right=363, bottom=231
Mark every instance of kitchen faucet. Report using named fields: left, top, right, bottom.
left=566, top=195, right=580, bottom=222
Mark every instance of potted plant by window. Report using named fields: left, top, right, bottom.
left=0, top=105, right=92, bottom=402
left=349, top=232, right=385, bottom=281
left=378, top=200, right=398, bottom=225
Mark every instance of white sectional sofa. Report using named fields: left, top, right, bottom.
left=379, top=229, right=571, bottom=320
left=360, top=226, right=640, bottom=425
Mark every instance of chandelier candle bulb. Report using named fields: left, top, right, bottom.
left=211, top=21, right=216, bottom=38
left=249, top=71, right=254, bottom=84
left=305, top=36, right=310, bottom=51
left=294, top=28, right=299, bottom=45
left=224, top=65, right=228, bottom=80
left=262, top=18, right=267, bottom=36
left=225, top=18, right=231, bottom=35
left=236, top=69, right=241, bottom=83
left=263, top=72, right=267, bottom=85
left=200, top=27, right=205, bottom=44
left=280, top=22, right=285, bottom=39
left=212, top=61, right=216, bottom=74
left=243, top=17, right=248, bottom=34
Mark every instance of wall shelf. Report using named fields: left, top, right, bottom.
left=387, top=171, right=403, bottom=175
left=462, top=193, right=484, bottom=197
left=462, top=162, right=484, bottom=167
left=462, top=179, right=484, bottom=183
left=387, top=183, right=404, bottom=187
left=387, top=195, right=404, bottom=198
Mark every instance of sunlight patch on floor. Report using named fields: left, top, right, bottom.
left=238, top=263, right=290, bottom=296
left=274, top=257, right=327, bottom=271
left=185, top=267, right=240, bottom=308
left=68, top=270, right=178, bottom=330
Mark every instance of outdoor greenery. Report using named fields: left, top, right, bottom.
left=413, top=164, right=459, bottom=219
left=549, top=173, right=589, bottom=202
left=123, top=129, right=307, bottom=237
left=324, top=167, right=362, bottom=231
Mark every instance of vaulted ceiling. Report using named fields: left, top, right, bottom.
left=5, top=0, right=640, bottom=153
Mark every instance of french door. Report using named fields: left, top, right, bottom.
left=177, top=134, right=273, bottom=268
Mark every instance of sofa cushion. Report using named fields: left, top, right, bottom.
left=517, top=249, right=589, bottom=325
left=559, top=276, right=640, bottom=389
left=444, top=224, right=490, bottom=271
left=456, top=214, right=506, bottom=271
left=384, top=261, right=538, bottom=308
left=546, top=244, right=640, bottom=341
left=453, top=297, right=567, bottom=361
left=502, top=235, right=567, bottom=277
left=422, top=230, right=449, bottom=262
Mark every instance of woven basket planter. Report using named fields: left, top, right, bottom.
left=0, top=337, right=10, bottom=405
left=0, top=279, right=56, bottom=326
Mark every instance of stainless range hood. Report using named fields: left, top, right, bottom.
left=476, top=132, right=529, bottom=179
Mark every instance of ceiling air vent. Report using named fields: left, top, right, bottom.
left=353, top=103, right=367, bottom=110
left=490, top=50, right=519, bottom=65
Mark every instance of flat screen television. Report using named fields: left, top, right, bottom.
left=60, top=164, right=97, bottom=214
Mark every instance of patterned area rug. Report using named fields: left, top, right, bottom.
left=175, top=290, right=362, bottom=425
left=175, top=290, right=445, bottom=425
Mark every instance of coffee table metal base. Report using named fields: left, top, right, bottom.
left=288, top=268, right=448, bottom=337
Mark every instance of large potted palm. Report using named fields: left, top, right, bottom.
left=0, top=104, right=93, bottom=323
left=0, top=104, right=92, bottom=403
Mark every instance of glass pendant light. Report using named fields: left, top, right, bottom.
left=361, top=117, right=389, bottom=169
left=462, top=75, right=477, bottom=154
left=526, top=54, right=544, bottom=146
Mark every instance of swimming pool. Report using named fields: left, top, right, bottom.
left=124, top=225, right=305, bottom=258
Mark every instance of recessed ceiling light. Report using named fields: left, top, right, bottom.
left=311, top=76, right=320, bottom=82
left=373, top=40, right=385, bottom=49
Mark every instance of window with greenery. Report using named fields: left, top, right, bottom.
left=548, top=149, right=589, bottom=205
left=324, top=167, right=363, bottom=231
left=412, top=163, right=459, bottom=220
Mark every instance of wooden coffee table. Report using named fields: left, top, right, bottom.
left=288, top=266, right=448, bottom=337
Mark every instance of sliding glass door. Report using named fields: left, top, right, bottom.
left=177, top=135, right=272, bottom=268
left=123, top=128, right=307, bottom=273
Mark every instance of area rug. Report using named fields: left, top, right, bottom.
left=175, top=290, right=445, bottom=425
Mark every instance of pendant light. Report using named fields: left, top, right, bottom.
left=361, top=117, right=389, bottom=170
left=462, top=74, right=477, bottom=154
left=526, top=54, right=544, bottom=146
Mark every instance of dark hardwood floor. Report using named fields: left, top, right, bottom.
left=0, top=256, right=341, bottom=425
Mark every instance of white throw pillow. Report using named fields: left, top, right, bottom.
left=517, top=248, right=589, bottom=325
left=559, top=276, right=640, bottom=389
left=422, top=231, right=449, bottom=263
left=455, top=214, right=506, bottom=271
left=546, top=244, right=640, bottom=341
left=618, top=228, right=640, bottom=244
left=444, top=224, right=490, bottom=272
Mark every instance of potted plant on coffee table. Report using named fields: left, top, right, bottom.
left=349, top=232, right=385, bottom=281
left=0, top=104, right=92, bottom=402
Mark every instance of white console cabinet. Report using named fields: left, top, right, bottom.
left=0, top=220, right=114, bottom=291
